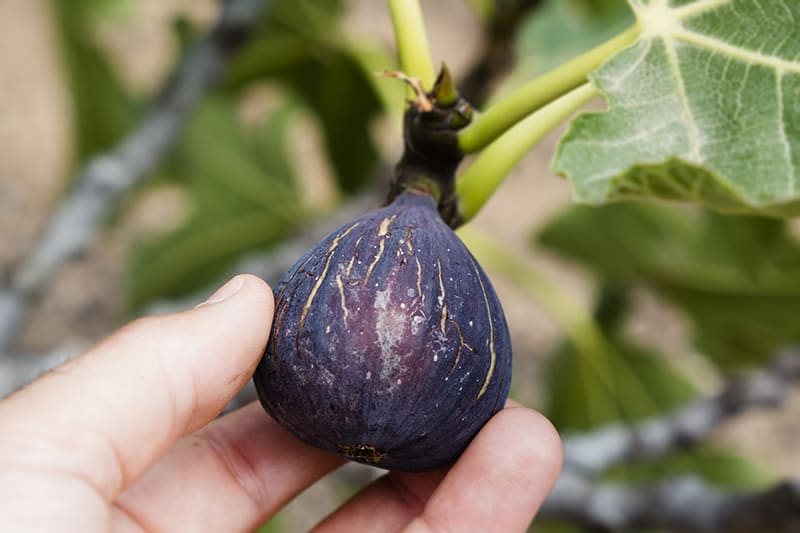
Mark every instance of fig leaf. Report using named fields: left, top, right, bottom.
left=538, top=202, right=800, bottom=369
left=554, top=0, right=800, bottom=216
left=126, top=98, right=302, bottom=310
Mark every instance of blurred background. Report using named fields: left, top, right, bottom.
left=2, top=0, right=799, bottom=530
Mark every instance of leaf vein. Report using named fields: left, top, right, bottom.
left=673, top=28, right=800, bottom=74
left=602, top=39, right=653, bottom=90
left=663, top=38, right=702, bottom=161
left=775, top=71, right=796, bottom=196
left=673, top=0, right=731, bottom=21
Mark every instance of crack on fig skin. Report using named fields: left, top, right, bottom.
left=271, top=253, right=320, bottom=363
left=415, top=257, right=424, bottom=306
left=335, top=273, right=349, bottom=327
left=471, top=256, right=497, bottom=399
left=363, top=216, right=397, bottom=286
left=436, top=259, right=445, bottom=309
left=271, top=279, right=307, bottom=371
left=296, top=222, right=360, bottom=355
left=337, top=444, right=386, bottom=465
left=377, top=215, right=396, bottom=237
left=404, top=226, right=414, bottom=254
left=447, top=318, right=477, bottom=374
left=363, top=238, right=387, bottom=286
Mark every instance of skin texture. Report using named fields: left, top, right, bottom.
left=0, top=274, right=562, bottom=532
left=257, top=191, right=512, bottom=470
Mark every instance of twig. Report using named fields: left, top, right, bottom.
left=0, top=193, right=379, bottom=398
left=562, top=349, right=800, bottom=475
left=0, top=343, right=86, bottom=399
left=144, top=191, right=380, bottom=316
left=0, top=0, right=270, bottom=352
left=541, top=471, right=800, bottom=532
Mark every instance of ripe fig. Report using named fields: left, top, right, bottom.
left=253, top=190, right=512, bottom=471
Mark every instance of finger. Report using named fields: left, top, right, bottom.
left=111, top=402, right=343, bottom=532
left=0, top=274, right=273, bottom=500
left=315, top=405, right=562, bottom=533
left=406, top=407, right=562, bottom=532
left=313, top=469, right=445, bottom=532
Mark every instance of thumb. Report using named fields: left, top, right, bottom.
left=0, top=274, right=274, bottom=499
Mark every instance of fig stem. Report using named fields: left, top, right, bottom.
left=456, top=83, right=596, bottom=223
left=389, top=64, right=474, bottom=228
left=388, top=0, right=436, bottom=95
left=457, top=23, right=641, bottom=154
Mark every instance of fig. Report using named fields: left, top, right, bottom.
left=253, top=190, right=512, bottom=471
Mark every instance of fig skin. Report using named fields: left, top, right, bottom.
left=253, top=190, right=512, bottom=471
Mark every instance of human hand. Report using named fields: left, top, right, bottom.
left=0, top=274, right=562, bottom=532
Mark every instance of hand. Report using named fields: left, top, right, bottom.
left=0, top=274, right=562, bottom=532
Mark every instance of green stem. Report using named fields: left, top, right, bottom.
left=460, top=229, right=669, bottom=425
left=456, top=83, right=597, bottom=223
left=457, top=227, right=615, bottom=387
left=388, top=0, right=436, bottom=90
left=458, top=24, right=640, bottom=153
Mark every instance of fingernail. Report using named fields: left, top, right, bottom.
left=196, top=275, right=244, bottom=308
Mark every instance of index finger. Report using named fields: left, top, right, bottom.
left=0, top=274, right=273, bottom=499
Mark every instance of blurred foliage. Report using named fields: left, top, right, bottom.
left=544, top=284, right=770, bottom=491
left=50, top=0, right=137, bottom=169
left=126, top=96, right=303, bottom=309
left=546, top=329, right=696, bottom=431
left=537, top=203, right=800, bottom=370
left=603, top=447, right=773, bottom=490
left=50, top=0, right=394, bottom=308
left=227, top=0, right=392, bottom=192
left=514, top=0, right=633, bottom=76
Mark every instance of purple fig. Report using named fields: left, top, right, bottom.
left=253, top=190, right=512, bottom=471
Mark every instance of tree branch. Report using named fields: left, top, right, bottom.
left=0, top=343, right=85, bottom=398
left=0, top=0, right=270, bottom=352
left=562, top=348, right=800, bottom=475
left=0, top=193, right=378, bottom=398
left=542, top=471, right=800, bottom=532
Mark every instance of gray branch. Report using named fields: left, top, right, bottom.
left=0, top=0, right=270, bottom=352
left=562, top=348, right=800, bottom=475
left=0, top=193, right=379, bottom=399
left=542, top=471, right=800, bottom=532
left=0, top=343, right=86, bottom=398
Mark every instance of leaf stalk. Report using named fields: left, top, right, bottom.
left=387, top=0, right=437, bottom=91
left=456, top=83, right=597, bottom=223
left=458, top=24, right=640, bottom=153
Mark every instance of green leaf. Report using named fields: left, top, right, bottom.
left=554, top=0, right=800, bottom=217
left=227, top=0, right=344, bottom=84
left=227, top=0, right=385, bottom=193
left=514, top=0, right=634, bottom=77
left=126, top=98, right=302, bottom=310
left=50, top=0, right=136, bottom=167
left=604, top=447, right=774, bottom=489
left=280, top=52, right=384, bottom=192
left=538, top=202, right=800, bottom=369
left=546, top=334, right=696, bottom=431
